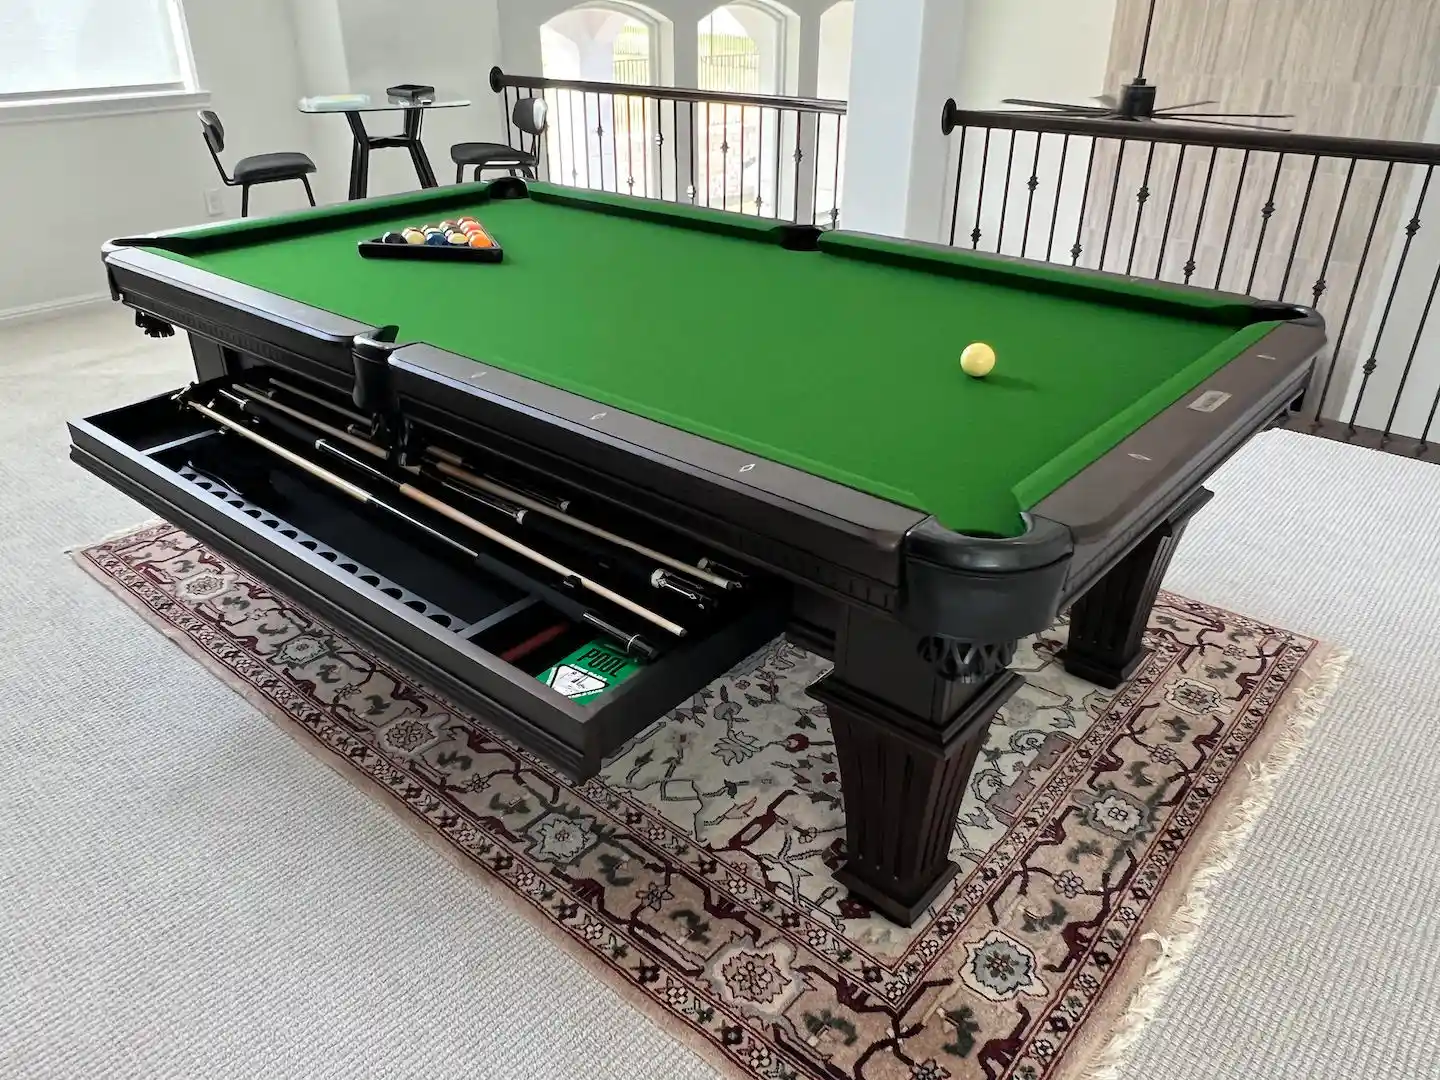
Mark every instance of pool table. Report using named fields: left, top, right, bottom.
left=75, top=179, right=1324, bottom=925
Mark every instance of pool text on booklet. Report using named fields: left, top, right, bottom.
left=538, top=641, right=642, bottom=705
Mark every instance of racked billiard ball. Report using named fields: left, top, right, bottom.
left=380, top=231, right=406, bottom=244
left=468, top=232, right=493, bottom=248
left=437, top=220, right=457, bottom=231
left=403, top=229, right=426, bottom=244
left=446, top=231, right=470, bottom=245
left=424, top=231, right=450, bottom=246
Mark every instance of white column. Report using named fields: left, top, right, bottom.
left=791, top=13, right=823, bottom=224
left=673, top=29, right=699, bottom=202
left=840, top=0, right=964, bottom=239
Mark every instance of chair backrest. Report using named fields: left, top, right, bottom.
left=512, top=97, right=548, bottom=139
left=198, top=109, right=232, bottom=183
left=198, top=109, right=225, bottom=154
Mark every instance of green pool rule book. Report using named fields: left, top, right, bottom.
left=537, top=640, right=642, bottom=704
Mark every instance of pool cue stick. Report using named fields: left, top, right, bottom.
left=183, top=396, right=660, bottom=659
left=199, top=393, right=687, bottom=639
left=237, top=388, right=743, bottom=596
left=267, top=377, right=371, bottom=427
left=436, top=477, right=528, bottom=525
left=229, top=385, right=385, bottom=459
left=229, top=390, right=706, bottom=604
left=186, top=398, right=469, bottom=553
left=426, top=445, right=571, bottom=512
left=230, top=387, right=732, bottom=599
left=649, top=570, right=712, bottom=607
left=424, top=456, right=739, bottom=592
left=423, top=465, right=711, bottom=608
left=235, top=387, right=673, bottom=596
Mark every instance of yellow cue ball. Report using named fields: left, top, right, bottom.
left=960, top=342, right=996, bottom=378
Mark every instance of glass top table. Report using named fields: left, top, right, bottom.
left=298, top=90, right=472, bottom=200
left=298, top=93, right=470, bottom=114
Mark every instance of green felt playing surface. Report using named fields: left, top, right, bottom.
left=152, top=184, right=1279, bottom=536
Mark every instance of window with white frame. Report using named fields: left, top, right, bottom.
left=0, top=0, right=197, bottom=101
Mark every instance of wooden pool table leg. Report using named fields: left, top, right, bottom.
left=1061, top=486, right=1215, bottom=688
left=809, top=606, right=1023, bottom=926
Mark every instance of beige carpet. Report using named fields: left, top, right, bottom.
left=75, top=520, right=1342, bottom=1080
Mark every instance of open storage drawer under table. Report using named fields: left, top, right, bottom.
left=68, top=388, right=787, bottom=779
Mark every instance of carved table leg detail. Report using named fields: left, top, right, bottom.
left=1062, top=486, right=1214, bottom=688
left=808, top=607, right=1023, bottom=925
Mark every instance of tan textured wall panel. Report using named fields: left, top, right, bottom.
left=1079, top=0, right=1440, bottom=422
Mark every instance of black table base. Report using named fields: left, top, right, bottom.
left=343, top=108, right=439, bottom=201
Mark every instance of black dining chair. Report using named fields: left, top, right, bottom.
left=199, top=110, right=318, bottom=217
left=450, top=97, right=548, bottom=183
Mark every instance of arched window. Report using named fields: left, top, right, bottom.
left=538, top=3, right=672, bottom=196
left=694, top=2, right=797, bottom=214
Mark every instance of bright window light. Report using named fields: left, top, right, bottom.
left=0, top=0, right=197, bottom=101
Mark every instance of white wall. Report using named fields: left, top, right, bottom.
left=285, top=0, right=357, bottom=204
left=0, top=0, right=312, bottom=317
left=950, top=0, right=1116, bottom=112
left=941, top=0, right=1117, bottom=250
left=334, top=0, right=505, bottom=197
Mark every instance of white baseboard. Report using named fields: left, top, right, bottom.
left=0, top=291, right=111, bottom=326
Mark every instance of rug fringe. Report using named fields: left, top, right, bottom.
left=1075, top=644, right=1351, bottom=1080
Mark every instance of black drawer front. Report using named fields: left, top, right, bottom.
left=69, top=389, right=786, bottom=779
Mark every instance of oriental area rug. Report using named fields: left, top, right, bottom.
left=76, top=523, right=1344, bottom=1080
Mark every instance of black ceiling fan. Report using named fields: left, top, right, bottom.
left=1000, top=0, right=1293, bottom=131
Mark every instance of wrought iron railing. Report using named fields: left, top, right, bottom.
left=941, top=102, right=1440, bottom=455
left=490, top=67, right=847, bottom=228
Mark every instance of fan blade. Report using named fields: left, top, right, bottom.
left=1168, top=110, right=1294, bottom=119
left=1000, top=98, right=1077, bottom=110
left=999, top=98, right=1112, bottom=116
left=1165, top=115, right=1293, bottom=131
left=1154, top=100, right=1218, bottom=112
